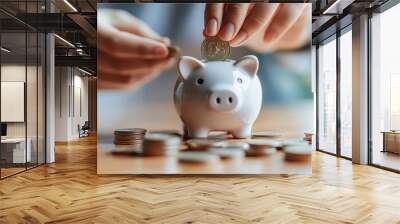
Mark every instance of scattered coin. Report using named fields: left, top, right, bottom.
left=201, top=36, right=230, bottom=61
left=246, top=139, right=281, bottom=157
left=209, top=147, right=245, bottom=159
left=280, top=139, right=309, bottom=148
left=284, top=145, right=312, bottom=162
left=252, top=131, right=283, bottom=138
left=186, top=139, right=222, bottom=151
left=248, top=139, right=282, bottom=148
left=177, top=151, right=219, bottom=163
left=213, top=141, right=250, bottom=151
left=143, top=133, right=181, bottom=156
left=246, top=147, right=277, bottom=157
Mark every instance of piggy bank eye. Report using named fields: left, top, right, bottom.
left=196, top=78, right=204, bottom=85
left=236, top=77, right=243, bottom=84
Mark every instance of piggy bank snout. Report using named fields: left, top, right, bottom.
left=209, top=88, right=241, bottom=112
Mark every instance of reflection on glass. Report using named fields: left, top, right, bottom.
left=1, top=31, right=27, bottom=177
left=371, top=4, right=400, bottom=171
left=318, top=38, right=337, bottom=154
left=38, top=33, right=46, bottom=165
left=340, top=30, right=352, bottom=158
left=27, top=31, right=38, bottom=169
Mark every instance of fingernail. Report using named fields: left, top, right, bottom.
left=264, top=29, right=278, bottom=43
left=152, top=46, right=166, bottom=55
left=161, top=37, right=171, bottom=45
left=206, top=18, right=218, bottom=36
left=220, top=22, right=235, bottom=41
left=231, top=31, right=247, bottom=46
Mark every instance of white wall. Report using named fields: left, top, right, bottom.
left=54, top=67, right=89, bottom=141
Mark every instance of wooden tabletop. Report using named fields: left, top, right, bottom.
left=97, top=104, right=313, bottom=174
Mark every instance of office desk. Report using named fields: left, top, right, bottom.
left=1, top=138, right=31, bottom=164
left=382, top=131, right=400, bottom=154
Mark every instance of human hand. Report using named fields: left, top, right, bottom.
left=97, top=9, right=175, bottom=90
left=203, top=3, right=310, bottom=52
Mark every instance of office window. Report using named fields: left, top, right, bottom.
left=318, top=37, right=337, bottom=154
left=371, top=3, right=400, bottom=171
left=340, top=29, right=352, bottom=158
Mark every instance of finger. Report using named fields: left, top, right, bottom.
left=275, top=6, right=311, bottom=50
left=263, top=4, right=307, bottom=44
left=204, top=3, right=224, bottom=36
left=104, top=9, right=169, bottom=44
left=218, top=3, right=251, bottom=41
left=97, top=26, right=169, bottom=59
left=98, top=59, right=175, bottom=90
left=230, top=3, right=279, bottom=47
left=98, top=49, right=173, bottom=75
left=134, top=59, right=176, bottom=86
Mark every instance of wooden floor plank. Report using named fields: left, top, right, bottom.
left=0, top=135, right=399, bottom=223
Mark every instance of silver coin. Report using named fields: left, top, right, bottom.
left=248, top=139, right=282, bottom=148
left=177, top=151, right=219, bottom=163
left=209, top=147, right=245, bottom=159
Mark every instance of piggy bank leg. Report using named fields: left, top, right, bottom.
left=188, top=128, right=209, bottom=139
left=183, top=125, right=189, bottom=139
left=231, top=126, right=252, bottom=139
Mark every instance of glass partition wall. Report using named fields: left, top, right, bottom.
left=316, top=27, right=353, bottom=159
left=0, top=1, right=46, bottom=179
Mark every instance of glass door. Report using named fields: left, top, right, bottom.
left=317, top=37, right=337, bottom=154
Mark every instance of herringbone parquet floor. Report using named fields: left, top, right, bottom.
left=1, top=135, right=400, bottom=224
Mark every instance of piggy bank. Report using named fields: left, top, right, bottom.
left=174, top=55, right=262, bottom=139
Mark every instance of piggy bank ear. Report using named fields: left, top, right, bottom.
left=178, top=56, right=204, bottom=80
left=234, top=55, right=259, bottom=78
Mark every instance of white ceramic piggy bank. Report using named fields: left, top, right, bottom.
left=174, top=55, right=262, bottom=139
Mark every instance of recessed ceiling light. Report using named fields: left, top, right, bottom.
left=54, top=34, right=75, bottom=48
left=78, top=67, right=93, bottom=76
left=1, top=47, right=11, bottom=53
left=63, top=0, right=78, bottom=12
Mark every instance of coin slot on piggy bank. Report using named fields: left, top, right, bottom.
left=174, top=55, right=262, bottom=139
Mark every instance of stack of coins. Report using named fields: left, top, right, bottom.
left=143, top=133, right=181, bottom=156
left=246, top=139, right=282, bottom=156
left=114, top=128, right=147, bottom=147
left=284, top=145, right=312, bottom=162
